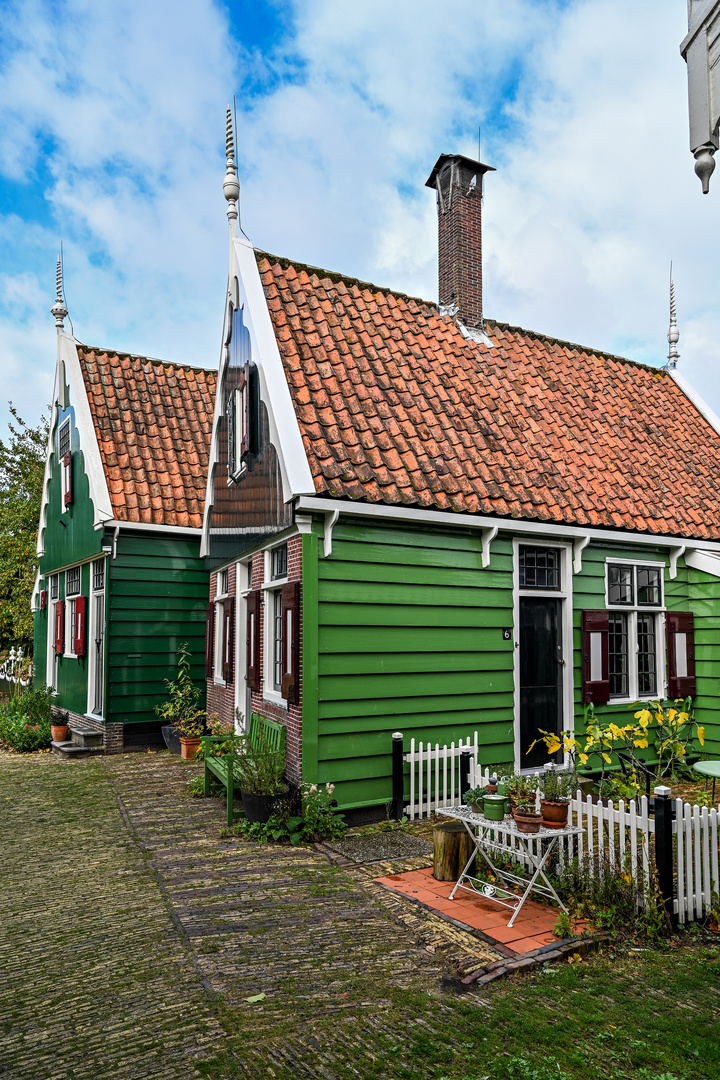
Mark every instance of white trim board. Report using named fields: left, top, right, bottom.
left=295, top=496, right=720, bottom=554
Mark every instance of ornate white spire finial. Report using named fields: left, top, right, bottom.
left=51, top=255, right=68, bottom=330
left=223, top=106, right=240, bottom=232
left=667, top=264, right=680, bottom=368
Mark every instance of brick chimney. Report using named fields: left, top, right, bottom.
left=426, top=153, right=495, bottom=331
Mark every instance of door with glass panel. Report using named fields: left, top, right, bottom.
left=91, top=559, right=105, bottom=717
left=518, top=546, right=565, bottom=769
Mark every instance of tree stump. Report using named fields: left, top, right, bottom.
left=432, top=822, right=474, bottom=881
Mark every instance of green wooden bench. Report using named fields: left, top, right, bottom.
left=200, top=713, right=286, bottom=826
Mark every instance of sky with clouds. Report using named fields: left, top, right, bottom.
left=0, top=0, right=716, bottom=446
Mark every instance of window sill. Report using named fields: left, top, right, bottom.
left=263, top=689, right=286, bottom=708
left=213, top=677, right=227, bottom=687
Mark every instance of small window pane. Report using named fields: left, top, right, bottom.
left=66, top=567, right=80, bottom=596
left=273, top=590, right=283, bottom=691
left=637, top=614, right=657, bottom=695
left=218, top=569, right=228, bottom=596
left=50, top=574, right=59, bottom=600
left=271, top=545, right=288, bottom=580
left=93, top=559, right=104, bottom=591
left=608, top=564, right=633, bottom=605
left=519, top=546, right=560, bottom=589
left=58, top=420, right=70, bottom=458
left=609, top=612, right=629, bottom=697
left=637, top=567, right=661, bottom=606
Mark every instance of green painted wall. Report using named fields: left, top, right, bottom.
left=105, top=533, right=208, bottom=725
left=312, top=518, right=515, bottom=809
left=309, top=518, right=720, bottom=811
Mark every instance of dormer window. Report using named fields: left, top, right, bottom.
left=226, top=306, right=259, bottom=481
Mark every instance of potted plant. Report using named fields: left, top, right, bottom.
left=512, top=794, right=543, bottom=834
left=539, top=769, right=575, bottom=829
left=462, top=784, right=488, bottom=813
left=50, top=708, right=69, bottom=743
left=155, top=643, right=208, bottom=759
left=235, top=730, right=289, bottom=823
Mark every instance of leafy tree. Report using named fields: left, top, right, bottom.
left=0, top=405, right=49, bottom=654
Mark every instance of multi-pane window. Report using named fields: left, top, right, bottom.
left=214, top=568, right=229, bottom=681
left=66, top=567, right=80, bottom=596
left=607, top=563, right=663, bottom=699
left=50, top=574, right=59, bottom=600
left=273, top=590, right=283, bottom=691
left=519, top=546, right=560, bottom=590
left=271, top=544, right=288, bottom=581
left=93, top=559, right=105, bottom=591
left=58, top=419, right=71, bottom=458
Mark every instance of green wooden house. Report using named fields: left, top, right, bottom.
left=32, top=275, right=216, bottom=752
left=202, top=134, right=720, bottom=817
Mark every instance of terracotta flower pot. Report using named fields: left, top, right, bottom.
left=179, top=736, right=201, bottom=760
left=540, top=799, right=570, bottom=830
left=51, top=724, right=69, bottom=742
left=513, top=810, right=543, bottom=834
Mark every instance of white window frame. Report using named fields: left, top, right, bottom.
left=64, top=567, right=81, bottom=659
left=234, top=560, right=252, bottom=733
left=262, top=545, right=288, bottom=706
left=86, top=558, right=106, bottom=719
left=58, top=418, right=71, bottom=509
left=605, top=558, right=666, bottom=703
left=512, top=538, right=574, bottom=772
left=214, top=568, right=229, bottom=685
left=47, top=574, right=60, bottom=689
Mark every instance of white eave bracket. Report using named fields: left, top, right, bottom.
left=669, top=545, right=686, bottom=580
left=573, top=536, right=590, bottom=574
left=481, top=526, right=497, bottom=568
left=324, top=509, right=340, bottom=558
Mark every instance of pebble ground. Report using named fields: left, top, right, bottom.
left=0, top=750, right=499, bottom=1080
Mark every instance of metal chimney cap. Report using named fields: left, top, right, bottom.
left=425, top=152, right=495, bottom=189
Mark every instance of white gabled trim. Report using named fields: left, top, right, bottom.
left=685, top=548, right=720, bottom=577
left=669, top=368, right=720, bottom=439
left=107, top=519, right=202, bottom=537
left=37, top=332, right=114, bottom=556
left=201, top=239, right=316, bottom=558
left=295, top=495, right=720, bottom=554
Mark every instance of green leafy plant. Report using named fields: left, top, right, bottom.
left=462, top=784, right=488, bottom=807
left=227, top=782, right=346, bottom=846
left=154, top=643, right=209, bottom=738
left=233, top=728, right=287, bottom=795
left=0, top=684, right=53, bottom=752
left=539, top=769, right=577, bottom=803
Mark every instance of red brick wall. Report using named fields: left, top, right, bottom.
left=205, top=535, right=303, bottom=785
left=436, top=159, right=484, bottom=330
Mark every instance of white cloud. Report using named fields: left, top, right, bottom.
left=2, top=0, right=719, bottom=443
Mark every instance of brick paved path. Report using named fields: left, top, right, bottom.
left=0, top=751, right=498, bottom=1080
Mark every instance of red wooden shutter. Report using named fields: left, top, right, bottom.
left=667, top=612, right=696, bottom=699
left=63, top=452, right=73, bottom=506
left=205, top=601, right=215, bottom=678
left=40, top=590, right=47, bottom=612
left=582, top=609, right=610, bottom=703
left=74, top=596, right=87, bottom=657
left=55, top=601, right=64, bottom=655
left=222, top=597, right=235, bottom=683
left=246, top=589, right=261, bottom=691
left=281, top=581, right=301, bottom=704
left=239, top=367, right=248, bottom=457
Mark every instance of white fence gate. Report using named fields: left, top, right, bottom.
left=401, top=733, right=719, bottom=924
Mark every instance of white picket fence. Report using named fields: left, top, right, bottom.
left=404, top=733, right=489, bottom=820
left=401, top=736, right=719, bottom=923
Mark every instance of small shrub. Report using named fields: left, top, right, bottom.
left=0, top=685, right=53, bottom=752
left=227, top=782, right=346, bottom=846
left=554, top=851, right=669, bottom=939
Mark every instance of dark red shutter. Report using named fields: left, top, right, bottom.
left=55, top=601, right=64, bottom=656
left=239, top=367, right=248, bottom=457
left=63, top=452, right=73, bottom=506
left=582, top=609, right=610, bottom=703
left=205, top=601, right=215, bottom=678
left=246, top=589, right=261, bottom=691
left=74, top=596, right=87, bottom=657
left=222, top=597, right=235, bottom=683
left=281, top=582, right=301, bottom=704
left=667, top=612, right=696, bottom=699
left=40, top=590, right=47, bottom=612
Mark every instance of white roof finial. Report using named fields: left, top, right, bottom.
left=51, top=255, right=68, bottom=330
left=667, top=263, right=680, bottom=369
left=223, top=106, right=240, bottom=233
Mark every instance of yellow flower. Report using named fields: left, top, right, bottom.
left=698, top=726, right=705, bottom=746
left=668, top=709, right=677, bottom=723
left=633, top=738, right=648, bottom=749
left=546, top=735, right=561, bottom=754
left=602, top=752, right=612, bottom=764
left=677, top=745, right=686, bottom=757
left=578, top=753, right=589, bottom=765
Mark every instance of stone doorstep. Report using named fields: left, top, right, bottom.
left=67, top=722, right=104, bottom=747
left=51, top=740, right=105, bottom=760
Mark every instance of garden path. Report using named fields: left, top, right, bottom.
left=0, top=749, right=497, bottom=1080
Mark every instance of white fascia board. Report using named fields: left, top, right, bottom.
left=295, top=495, right=720, bottom=554
left=62, top=333, right=114, bottom=527
left=685, top=549, right=720, bottom=577
left=201, top=289, right=230, bottom=559
left=232, top=237, right=315, bottom=501
left=668, top=368, right=720, bottom=439
left=36, top=389, right=58, bottom=558
left=108, top=518, right=202, bottom=537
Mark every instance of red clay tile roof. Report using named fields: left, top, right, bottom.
left=258, top=252, right=720, bottom=541
left=77, top=347, right=216, bottom=528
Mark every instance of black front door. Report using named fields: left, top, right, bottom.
left=519, top=598, right=563, bottom=769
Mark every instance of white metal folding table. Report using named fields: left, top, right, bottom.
left=439, top=805, right=583, bottom=927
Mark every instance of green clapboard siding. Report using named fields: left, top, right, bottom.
left=312, top=518, right=515, bottom=809
left=105, top=532, right=208, bottom=726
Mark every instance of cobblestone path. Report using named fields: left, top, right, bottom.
left=0, top=751, right=498, bottom=1080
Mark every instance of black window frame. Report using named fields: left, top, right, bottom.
left=518, top=545, right=561, bottom=590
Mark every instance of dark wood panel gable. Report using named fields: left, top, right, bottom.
left=207, top=398, right=293, bottom=563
